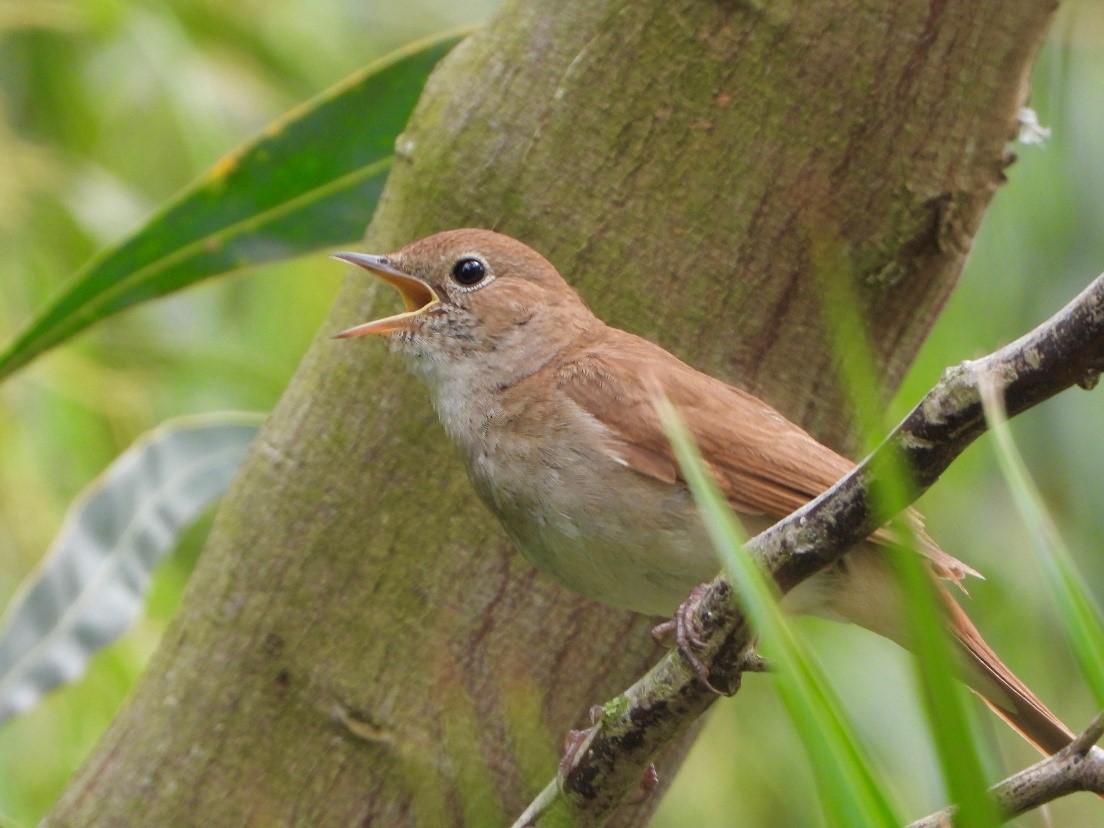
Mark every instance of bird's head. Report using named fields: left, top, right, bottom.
left=333, top=229, right=595, bottom=380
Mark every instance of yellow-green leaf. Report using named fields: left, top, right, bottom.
left=0, top=30, right=465, bottom=382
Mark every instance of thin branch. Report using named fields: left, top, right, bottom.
left=908, top=713, right=1104, bottom=827
left=514, top=783, right=565, bottom=828
left=513, top=272, right=1104, bottom=827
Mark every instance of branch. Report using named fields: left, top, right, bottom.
left=513, top=271, right=1104, bottom=827
left=908, top=714, right=1104, bottom=827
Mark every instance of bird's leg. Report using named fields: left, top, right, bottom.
left=650, top=583, right=726, bottom=693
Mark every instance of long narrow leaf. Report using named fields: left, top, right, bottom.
left=659, top=400, right=902, bottom=828
left=813, top=234, right=999, bottom=827
left=978, top=378, right=1104, bottom=708
left=0, top=31, right=465, bottom=382
left=0, top=413, right=262, bottom=723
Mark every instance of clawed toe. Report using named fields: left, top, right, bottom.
left=558, top=705, right=603, bottom=779
left=559, top=728, right=593, bottom=779
left=652, top=584, right=725, bottom=693
left=650, top=618, right=675, bottom=646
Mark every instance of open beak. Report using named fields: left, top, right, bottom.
left=331, top=252, right=441, bottom=337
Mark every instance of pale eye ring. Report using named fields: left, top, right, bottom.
left=451, top=257, right=487, bottom=286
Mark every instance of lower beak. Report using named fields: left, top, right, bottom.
left=331, top=252, right=441, bottom=337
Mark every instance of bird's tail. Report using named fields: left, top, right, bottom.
left=939, top=591, right=1073, bottom=755
left=820, top=544, right=1073, bottom=756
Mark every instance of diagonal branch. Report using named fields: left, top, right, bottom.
left=514, top=271, right=1104, bottom=827
left=908, top=713, right=1104, bottom=827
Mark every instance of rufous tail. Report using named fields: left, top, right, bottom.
left=822, top=546, right=1074, bottom=756
left=940, top=590, right=1073, bottom=755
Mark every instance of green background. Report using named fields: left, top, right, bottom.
left=1, top=1, right=1101, bottom=824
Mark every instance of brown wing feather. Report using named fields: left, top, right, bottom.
left=559, top=331, right=976, bottom=582
left=560, top=333, right=848, bottom=514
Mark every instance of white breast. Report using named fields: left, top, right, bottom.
left=432, top=380, right=719, bottom=616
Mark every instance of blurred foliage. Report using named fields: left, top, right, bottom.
left=1, top=1, right=1102, bottom=826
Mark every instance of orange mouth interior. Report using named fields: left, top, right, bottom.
left=331, top=252, right=439, bottom=337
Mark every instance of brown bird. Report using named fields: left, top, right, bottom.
left=333, top=228, right=1073, bottom=756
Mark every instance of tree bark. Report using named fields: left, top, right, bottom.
left=48, top=0, right=1056, bottom=824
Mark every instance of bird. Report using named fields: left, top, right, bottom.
left=332, top=227, right=1074, bottom=756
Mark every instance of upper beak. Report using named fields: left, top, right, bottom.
left=331, top=252, right=441, bottom=337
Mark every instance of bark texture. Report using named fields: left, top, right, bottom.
left=48, top=0, right=1056, bottom=824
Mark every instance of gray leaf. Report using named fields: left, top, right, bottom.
left=0, top=413, right=262, bottom=723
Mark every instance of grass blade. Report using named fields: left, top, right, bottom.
left=978, top=377, right=1104, bottom=708
left=659, top=399, right=902, bottom=828
left=813, top=235, right=1000, bottom=827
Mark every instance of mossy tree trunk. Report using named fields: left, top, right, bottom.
left=48, top=0, right=1055, bottom=824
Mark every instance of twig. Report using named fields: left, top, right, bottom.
left=907, top=713, right=1104, bottom=827
left=514, top=783, right=565, bottom=828
left=512, top=272, right=1104, bottom=827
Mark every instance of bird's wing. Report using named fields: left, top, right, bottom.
left=558, top=333, right=977, bottom=583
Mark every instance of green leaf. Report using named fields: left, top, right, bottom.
left=0, top=413, right=262, bottom=724
left=0, top=30, right=465, bottom=383
left=979, top=379, right=1104, bottom=709
left=658, top=400, right=902, bottom=828
left=812, top=234, right=999, bottom=827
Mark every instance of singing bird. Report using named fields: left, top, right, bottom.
left=333, top=228, right=1073, bottom=755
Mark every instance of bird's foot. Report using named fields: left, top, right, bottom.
left=559, top=705, right=603, bottom=780
left=620, top=763, right=661, bottom=807
left=638, top=762, right=659, bottom=795
left=559, top=713, right=662, bottom=801
left=651, top=584, right=726, bottom=694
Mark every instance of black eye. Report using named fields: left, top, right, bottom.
left=451, top=257, right=487, bottom=286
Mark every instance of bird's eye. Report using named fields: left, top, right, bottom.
left=451, top=257, right=487, bottom=287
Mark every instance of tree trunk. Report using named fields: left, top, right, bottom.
left=48, top=0, right=1056, bottom=824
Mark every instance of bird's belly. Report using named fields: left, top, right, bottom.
left=471, top=456, right=727, bottom=617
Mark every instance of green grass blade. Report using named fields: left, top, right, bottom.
left=979, top=379, right=1104, bottom=708
left=884, top=538, right=999, bottom=823
left=659, top=400, right=902, bottom=828
left=0, top=30, right=465, bottom=383
left=812, top=235, right=999, bottom=827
